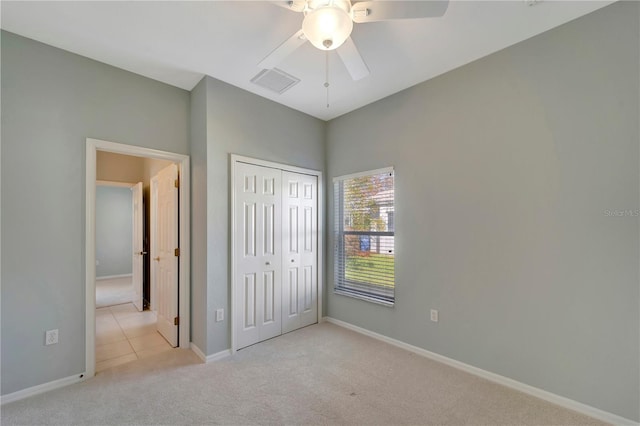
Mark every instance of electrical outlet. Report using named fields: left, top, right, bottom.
left=215, top=309, right=224, bottom=322
left=430, top=309, right=439, bottom=323
left=45, top=329, right=59, bottom=345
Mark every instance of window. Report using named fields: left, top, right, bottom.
left=334, top=168, right=395, bottom=305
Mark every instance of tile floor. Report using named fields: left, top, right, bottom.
left=96, top=303, right=173, bottom=372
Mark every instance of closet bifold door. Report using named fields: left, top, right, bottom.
left=234, top=162, right=283, bottom=349
left=281, top=171, right=318, bottom=334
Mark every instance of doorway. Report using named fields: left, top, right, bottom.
left=95, top=181, right=137, bottom=309
left=86, top=138, right=190, bottom=378
left=94, top=158, right=178, bottom=371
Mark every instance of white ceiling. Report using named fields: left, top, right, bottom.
left=1, top=1, right=613, bottom=121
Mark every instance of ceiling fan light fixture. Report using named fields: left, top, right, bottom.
left=302, top=5, right=353, bottom=51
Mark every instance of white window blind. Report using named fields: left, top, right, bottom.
left=334, top=168, right=395, bottom=305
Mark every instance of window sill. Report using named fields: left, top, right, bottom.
left=334, top=289, right=395, bottom=307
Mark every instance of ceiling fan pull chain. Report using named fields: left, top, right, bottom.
left=325, top=51, right=330, bottom=108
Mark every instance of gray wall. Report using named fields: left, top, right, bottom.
left=192, top=76, right=325, bottom=355
left=189, top=78, right=208, bottom=351
left=1, top=31, right=189, bottom=395
left=95, top=186, right=133, bottom=278
left=326, top=2, right=639, bottom=421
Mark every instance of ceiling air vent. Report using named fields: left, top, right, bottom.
left=250, top=68, right=300, bottom=94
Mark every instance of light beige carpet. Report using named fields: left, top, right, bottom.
left=1, top=323, right=605, bottom=425
left=96, top=276, right=135, bottom=308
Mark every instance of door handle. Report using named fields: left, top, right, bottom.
left=265, top=261, right=271, bottom=265
left=154, top=257, right=160, bottom=261
left=138, top=251, right=148, bottom=255
left=290, top=259, right=295, bottom=263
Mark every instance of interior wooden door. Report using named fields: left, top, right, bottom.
left=234, top=162, right=283, bottom=350
left=281, top=171, right=318, bottom=334
left=155, top=163, right=179, bottom=347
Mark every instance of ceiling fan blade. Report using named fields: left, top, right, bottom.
left=351, top=0, right=449, bottom=23
left=258, top=29, right=307, bottom=69
left=337, top=37, right=370, bottom=81
left=271, top=1, right=306, bottom=12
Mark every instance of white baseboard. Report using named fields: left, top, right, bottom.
left=190, top=342, right=207, bottom=362
left=1, top=373, right=85, bottom=405
left=323, top=317, right=638, bottom=426
left=207, top=349, right=232, bottom=362
left=190, top=343, right=231, bottom=363
left=96, top=274, right=132, bottom=281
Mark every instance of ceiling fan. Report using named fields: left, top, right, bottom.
left=258, top=0, right=449, bottom=81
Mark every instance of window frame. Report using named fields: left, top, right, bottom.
left=333, top=167, right=395, bottom=306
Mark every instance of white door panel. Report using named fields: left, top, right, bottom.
left=235, top=162, right=282, bottom=349
left=155, top=164, right=179, bottom=347
left=287, top=268, right=298, bottom=316
left=282, top=172, right=318, bottom=334
left=132, top=182, right=144, bottom=312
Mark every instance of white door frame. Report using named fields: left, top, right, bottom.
left=85, top=138, right=191, bottom=378
left=230, top=154, right=323, bottom=353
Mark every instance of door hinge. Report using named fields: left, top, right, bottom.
left=174, top=248, right=180, bottom=257
left=174, top=178, right=179, bottom=188
left=174, top=316, right=179, bottom=326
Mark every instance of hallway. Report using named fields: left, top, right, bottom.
left=96, top=303, right=173, bottom=372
